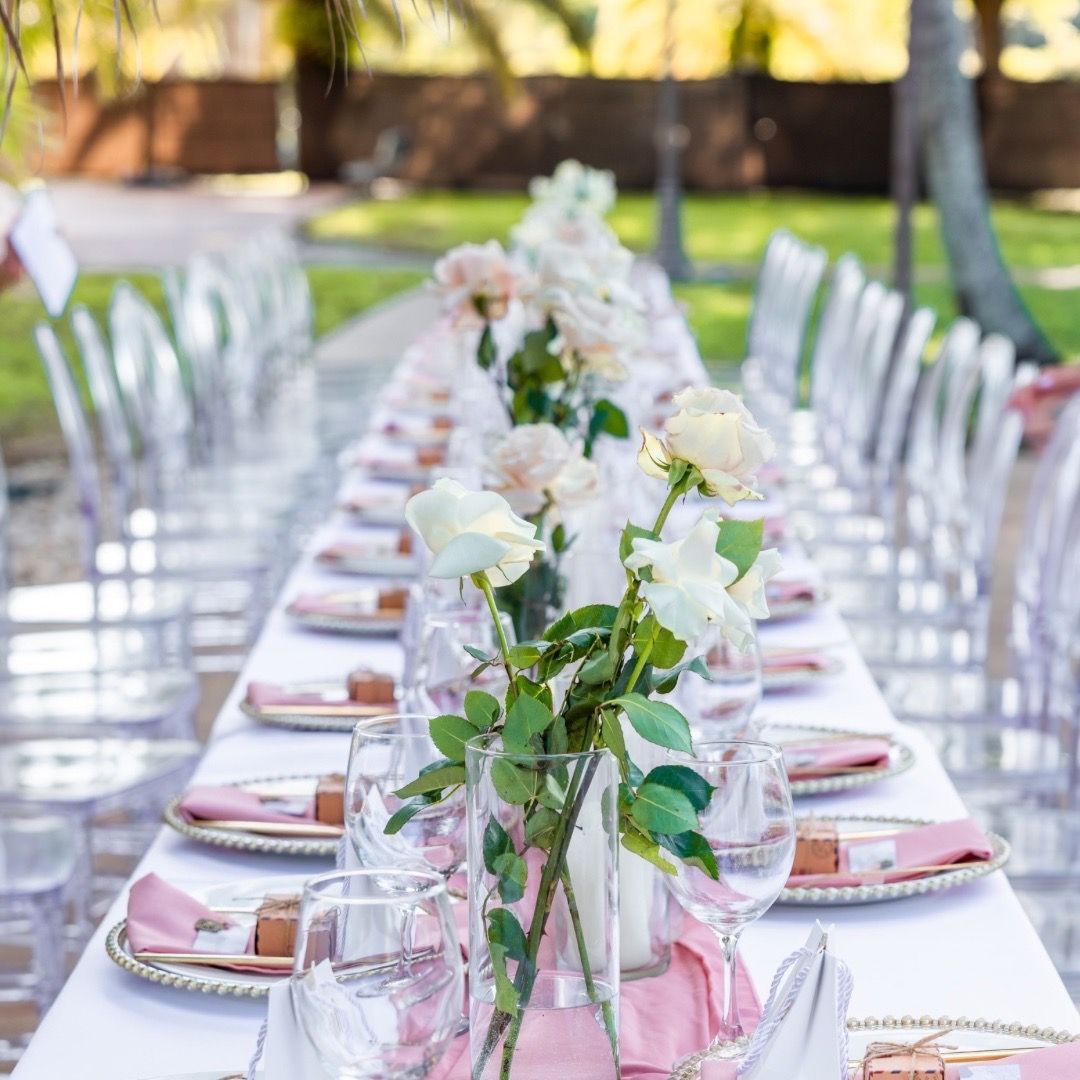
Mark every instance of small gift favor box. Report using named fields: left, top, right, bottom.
left=793, top=820, right=839, bottom=875
left=378, top=587, right=410, bottom=612
left=860, top=1050, right=944, bottom=1080
left=347, top=668, right=395, bottom=704
left=255, top=895, right=301, bottom=958
left=397, top=531, right=414, bottom=555
left=315, top=774, right=346, bottom=826
left=417, top=447, right=445, bottom=467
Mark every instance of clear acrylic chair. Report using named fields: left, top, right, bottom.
left=0, top=813, right=77, bottom=1064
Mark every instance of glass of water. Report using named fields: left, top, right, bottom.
left=663, top=740, right=795, bottom=1041
left=293, top=869, right=464, bottom=1079
left=346, top=713, right=468, bottom=880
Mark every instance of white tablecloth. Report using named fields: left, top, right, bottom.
left=13, top=469, right=1078, bottom=1079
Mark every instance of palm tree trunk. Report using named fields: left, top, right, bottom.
left=912, top=0, right=1057, bottom=363
left=891, top=5, right=919, bottom=308
left=654, top=0, right=692, bottom=281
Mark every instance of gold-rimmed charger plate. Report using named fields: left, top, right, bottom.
left=163, top=773, right=342, bottom=857
left=106, top=875, right=310, bottom=997
left=761, top=722, right=916, bottom=796
left=779, top=814, right=1010, bottom=906
left=239, top=691, right=395, bottom=732
left=285, top=601, right=405, bottom=637
left=762, top=656, right=845, bottom=692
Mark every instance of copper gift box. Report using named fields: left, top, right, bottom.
left=859, top=1049, right=944, bottom=1080
left=793, top=819, right=839, bottom=876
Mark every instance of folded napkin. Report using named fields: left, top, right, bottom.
left=701, top=1043, right=1080, bottom=1080
left=767, top=579, right=818, bottom=603
left=245, top=682, right=335, bottom=707
left=126, top=873, right=271, bottom=973
left=763, top=651, right=832, bottom=674
left=783, top=737, right=892, bottom=780
left=788, top=818, right=994, bottom=889
left=429, top=915, right=761, bottom=1080
left=288, top=593, right=380, bottom=617
left=318, top=540, right=403, bottom=562
left=177, top=785, right=316, bottom=826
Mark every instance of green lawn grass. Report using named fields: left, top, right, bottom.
left=307, top=189, right=1080, bottom=271
left=0, top=266, right=427, bottom=442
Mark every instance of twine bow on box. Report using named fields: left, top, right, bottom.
left=856, top=1030, right=954, bottom=1079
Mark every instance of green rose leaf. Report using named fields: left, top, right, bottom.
left=492, top=851, right=528, bottom=903
left=465, top=645, right=496, bottom=664
left=502, top=693, right=555, bottom=754
left=610, top=692, right=693, bottom=753
left=508, top=641, right=552, bottom=669
left=482, top=816, right=514, bottom=874
left=464, top=690, right=501, bottom=732
left=599, top=708, right=627, bottom=767
left=619, top=522, right=660, bottom=565
left=629, top=782, right=700, bottom=835
left=487, top=907, right=529, bottom=961
left=543, top=604, right=619, bottom=642
left=546, top=714, right=569, bottom=755
left=395, top=763, right=466, bottom=798
left=477, top=323, right=496, bottom=371
left=491, top=759, right=542, bottom=804
left=651, top=626, right=688, bottom=669
left=714, top=518, right=765, bottom=583
left=429, top=714, right=481, bottom=763
left=489, top=942, right=518, bottom=1017
left=384, top=800, right=427, bottom=835
left=524, top=807, right=560, bottom=850
left=578, top=649, right=618, bottom=686
left=643, top=764, right=715, bottom=812
left=621, top=830, right=678, bottom=875
left=651, top=655, right=711, bottom=695
left=658, top=830, right=720, bottom=880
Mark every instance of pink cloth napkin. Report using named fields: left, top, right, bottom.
left=789, top=818, right=995, bottom=888
left=289, top=593, right=378, bottom=616
left=245, top=681, right=334, bottom=707
left=177, top=785, right=316, bottom=826
left=125, top=873, right=273, bottom=973
left=784, top=737, right=892, bottom=780
left=430, top=915, right=761, bottom=1080
left=763, top=650, right=831, bottom=674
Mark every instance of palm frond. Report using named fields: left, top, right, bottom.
left=528, top=0, right=594, bottom=64
left=456, top=0, right=515, bottom=98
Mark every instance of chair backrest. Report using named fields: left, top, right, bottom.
left=873, top=305, right=936, bottom=477
left=34, top=323, right=105, bottom=575
left=808, top=254, right=865, bottom=416
left=855, top=286, right=905, bottom=459
left=745, top=230, right=795, bottom=363
left=109, top=282, right=193, bottom=484
left=71, top=305, right=138, bottom=519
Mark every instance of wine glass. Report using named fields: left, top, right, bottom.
left=292, top=869, right=464, bottom=1080
left=404, top=607, right=513, bottom=715
left=681, top=624, right=763, bottom=741
left=346, top=713, right=468, bottom=881
left=663, top=740, right=795, bottom=1042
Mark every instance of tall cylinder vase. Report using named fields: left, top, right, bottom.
left=465, top=737, right=620, bottom=1080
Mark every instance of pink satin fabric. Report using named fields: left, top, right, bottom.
left=762, top=651, right=831, bottom=674
left=245, top=681, right=334, bottom=707
left=177, top=785, right=317, bottom=826
left=431, top=915, right=761, bottom=1080
left=783, top=737, right=892, bottom=780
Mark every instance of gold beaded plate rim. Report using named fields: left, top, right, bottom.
left=105, top=874, right=311, bottom=997
left=779, top=814, right=1010, bottom=906
left=674, top=1015, right=1080, bottom=1079
left=238, top=696, right=383, bottom=732
left=285, top=606, right=405, bottom=637
left=761, top=655, right=845, bottom=692
left=762, top=722, right=917, bottom=796
left=162, top=774, right=340, bottom=858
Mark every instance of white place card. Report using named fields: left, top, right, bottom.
left=9, top=188, right=78, bottom=316
left=958, top=1065, right=1022, bottom=1080
left=847, top=838, right=898, bottom=873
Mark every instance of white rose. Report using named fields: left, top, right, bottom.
left=512, top=203, right=621, bottom=263
left=528, top=160, right=617, bottom=217
left=638, top=387, right=774, bottom=504
left=623, top=515, right=754, bottom=648
left=405, top=478, right=546, bottom=587
left=726, top=546, right=784, bottom=619
left=546, top=287, right=643, bottom=382
left=431, top=240, right=519, bottom=326
left=488, top=424, right=600, bottom=516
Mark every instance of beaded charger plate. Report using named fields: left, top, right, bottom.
left=341, top=502, right=408, bottom=527
left=163, top=774, right=342, bottom=858
left=315, top=547, right=418, bottom=578
left=239, top=691, right=394, bottom=733
left=285, top=600, right=405, bottom=637
left=672, top=1015, right=1079, bottom=1079
left=106, top=875, right=310, bottom=997
left=779, top=814, right=1010, bottom=906
left=765, top=592, right=826, bottom=621
left=762, top=722, right=916, bottom=796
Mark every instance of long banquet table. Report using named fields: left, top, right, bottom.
left=13, top=376, right=1079, bottom=1080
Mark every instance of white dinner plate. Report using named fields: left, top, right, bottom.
left=779, top=814, right=1010, bottom=906
left=675, top=1015, right=1078, bottom=1079
left=107, top=874, right=310, bottom=997
left=766, top=594, right=823, bottom=621
left=163, top=775, right=342, bottom=858
left=316, top=548, right=418, bottom=578
left=286, top=607, right=405, bottom=636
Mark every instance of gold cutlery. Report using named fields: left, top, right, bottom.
left=194, top=820, right=344, bottom=838
left=133, top=952, right=291, bottom=971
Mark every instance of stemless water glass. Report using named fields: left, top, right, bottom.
left=346, top=714, right=468, bottom=880
left=664, top=741, right=795, bottom=1041
left=404, top=607, right=513, bottom=715
left=292, top=869, right=464, bottom=1080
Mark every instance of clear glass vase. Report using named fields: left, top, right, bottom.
left=465, top=737, right=620, bottom=1080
